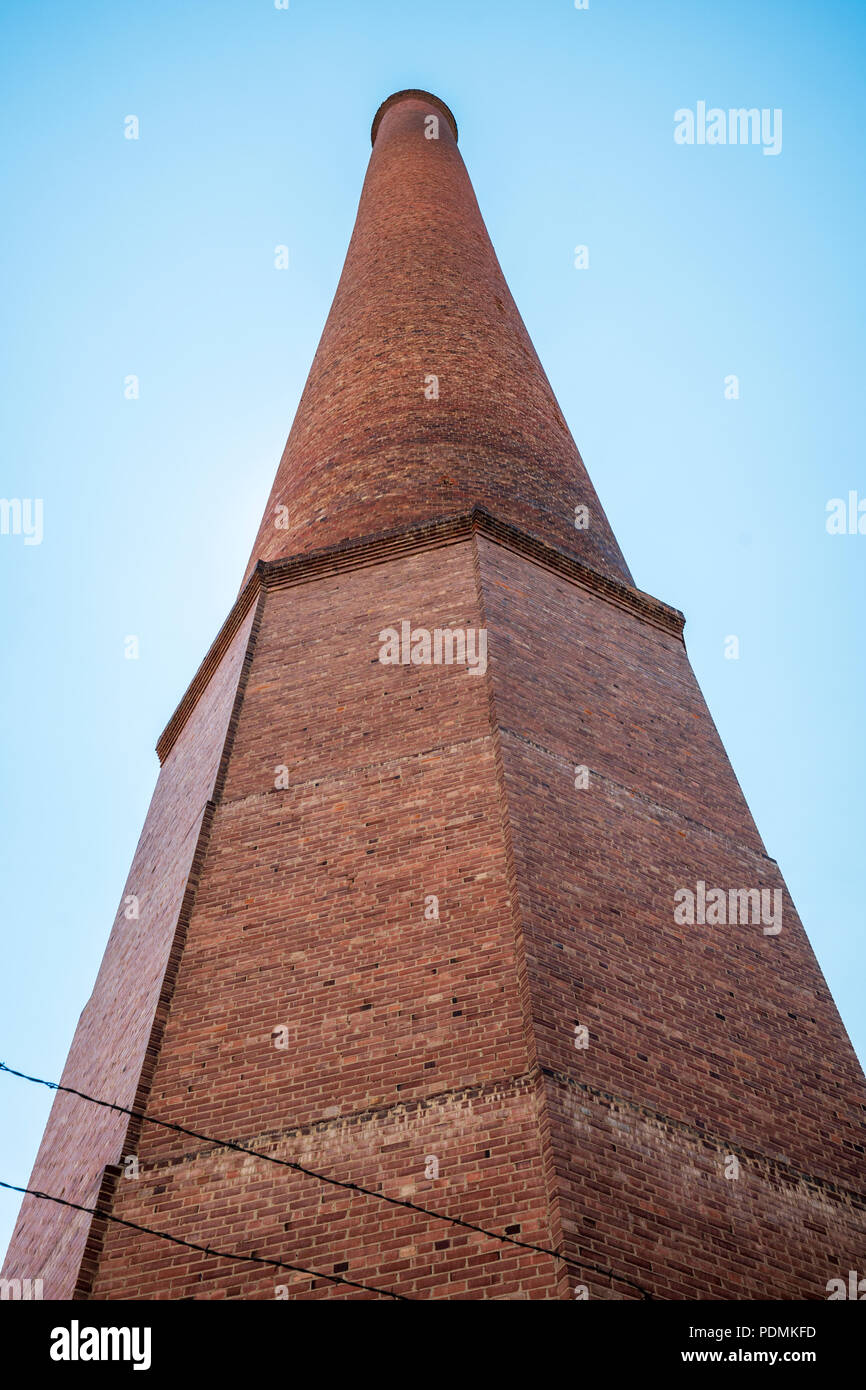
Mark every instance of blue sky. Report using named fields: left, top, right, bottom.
left=2, top=0, right=865, bottom=1258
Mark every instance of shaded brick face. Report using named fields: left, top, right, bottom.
left=546, top=1082, right=866, bottom=1301
left=477, top=539, right=866, bottom=1295
left=243, top=95, right=631, bottom=590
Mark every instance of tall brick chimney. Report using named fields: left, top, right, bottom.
left=4, top=90, right=864, bottom=1301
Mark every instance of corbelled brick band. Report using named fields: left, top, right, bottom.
left=4, top=91, right=864, bottom=1300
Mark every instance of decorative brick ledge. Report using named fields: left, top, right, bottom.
left=541, top=1067, right=866, bottom=1211
left=157, top=508, right=685, bottom=766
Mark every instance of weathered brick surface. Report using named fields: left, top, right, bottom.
left=1, top=604, right=257, bottom=1298
left=478, top=539, right=866, bottom=1294
left=75, top=531, right=866, bottom=1300
left=546, top=1077, right=865, bottom=1300
left=242, top=92, right=631, bottom=589
left=91, top=1079, right=557, bottom=1301
left=476, top=536, right=763, bottom=853
left=87, top=543, right=562, bottom=1298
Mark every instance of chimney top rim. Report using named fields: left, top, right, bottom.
left=371, top=89, right=458, bottom=146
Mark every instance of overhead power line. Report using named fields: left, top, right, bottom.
left=0, top=1059, right=653, bottom=1299
left=0, top=1061, right=559, bottom=1259
left=0, top=1180, right=408, bottom=1299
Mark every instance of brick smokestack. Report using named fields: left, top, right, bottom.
left=4, top=91, right=864, bottom=1303
left=244, top=89, right=632, bottom=587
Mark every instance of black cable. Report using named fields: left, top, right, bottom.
left=0, top=1180, right=408, bottom=1300
left=0, top=1060, right=653, bottom=1298
left=0, top=1061, right=559, bottom=1260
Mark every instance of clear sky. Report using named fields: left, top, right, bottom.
left=2, top=0, right=865, bottom=1260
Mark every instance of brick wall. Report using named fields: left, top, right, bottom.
left=61, top=529, right=866, bottom=1300
left=8, top=527, right=864, bottom=1299
left=478, top=537, right=866, bottom=1297
left=88, top=542, right=561, bottom=1299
